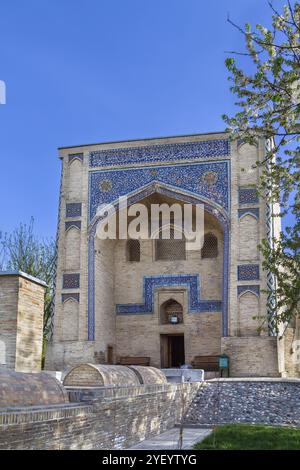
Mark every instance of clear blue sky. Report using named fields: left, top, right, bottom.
left=0, top=1, right=284, bottom=239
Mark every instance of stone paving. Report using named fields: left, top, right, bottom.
left=128, top=427, right=212, bottom=450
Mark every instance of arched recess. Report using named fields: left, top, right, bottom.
left=65, top=227, right=81, bottom=271
left=238, top=142, right=258, bottom=186
left=160, top=299, right=183, bottom=324
left=239, top=214, right=259, bottom=260
left=238, top=291, right=260, bottom=336
left=68, top=159, right=82, bottom=199
left=61, top=298, right=79, bottom=341
left=87, top=181, right=230, bottom=340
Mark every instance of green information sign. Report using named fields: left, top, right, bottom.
left=219, top=355, right=229, bottom=369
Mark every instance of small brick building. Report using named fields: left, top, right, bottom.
left=0, top=271, right=46, bottom=372
left=45, top=132, right=285, bottom=376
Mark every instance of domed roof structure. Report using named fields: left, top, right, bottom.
left=63, top=364, right=140, bottom=387
left=128, top=366, right=167, bottom=385
left=0, top=370, right=68, bottom=407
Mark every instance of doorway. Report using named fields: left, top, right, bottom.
left=160, top=334, right=185, bottom=368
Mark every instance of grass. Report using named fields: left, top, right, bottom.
left=194, top=424, right=300, bottom=450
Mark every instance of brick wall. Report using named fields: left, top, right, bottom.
left=0, top=382, right=200, bottom=450
left=0, top=272, right=46, bottom=373
left=221, top=337, right=279, bottom=377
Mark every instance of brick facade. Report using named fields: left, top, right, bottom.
left=0, top=272, right=46, bottom=373
left=45, top=133, right=283, bottom=377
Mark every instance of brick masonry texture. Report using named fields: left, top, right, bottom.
left=0, top=370, right=68, bottom=407
left=0, top=382, right=200, bottom=450
left=185, top=380, right=300, bottom=426
left=0, top=273, right=45, bottom=373
left=1, top=379, right=300, bottom=449
left=221, top=337, right=279, bottom=376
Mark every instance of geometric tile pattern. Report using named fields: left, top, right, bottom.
left=62, top=293, right=80, bottom=303
left=65, top=220, right=81, bottom=231
left=239, top=187, right=259, bottom=205
left=68, top=153, right=84, bottom=163
left=62, top=273, right=80, bottom=289
left=89, top=139, right=230, bottom=168
left=238, top=264, right=260, bottom=281
left=66, top=203, right=82, bottom=218
left=89, top=161, right=230, bottom=221
left=237, top=285, right=260, bottom=297
left=116, top=274, right=222, bottom=315
left=238, top=208, right=259, bottom=219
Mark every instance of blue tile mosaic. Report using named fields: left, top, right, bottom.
left=62, top=273, right=80, bottom=289
left=89, top=139, right=230, bottom=167
left=239, top=187, right=259, bottom=205
left=238, top=264, right=260, bottom=281
left=238, top=208, right=259, bottom=219
left=66, top=203, right=82, bottom=218
left=237, top=285, right=260, bottom=297
left=65, top=220, right=81, bottom=231
left=68, top=153, right=84, bottom=163
left=62, top=293, right=80, bottom=303
left=116, top=274, right=222, bottom=315
left=89, top=161, right=229, bottom=221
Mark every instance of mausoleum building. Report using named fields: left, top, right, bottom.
left=46, top=132, right=282, bottom=377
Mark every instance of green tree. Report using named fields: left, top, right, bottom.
left=0, top=218, right=55, bottom=339
left=223, top=1, right=300, bottom=333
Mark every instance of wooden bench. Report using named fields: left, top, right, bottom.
left=191, top=356, right=219, bottom=371
left=119, top=356, right=150, bottom=366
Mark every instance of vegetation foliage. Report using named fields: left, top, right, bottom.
left=223, top=1, right=300, bottom=332
left=194, top=424, right=300, bottom=450
left=0, top=218, right=55, bottom=339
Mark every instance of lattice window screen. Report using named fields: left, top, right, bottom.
left=201, top=233, right=218, bottom=258
left=127, top=239, right=140, bottom=262
left=155, top=226, right=186, bottom=261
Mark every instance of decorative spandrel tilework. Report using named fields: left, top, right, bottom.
left=62, top=273, right=80, bottom=289
left=238, top=264, right=260, bottom=281
left=239, top=187, right=259, bottom=205
left=89, top=139, right=230, bottom=168
left=62, top=293, right=80, bottom=303
left=238, top=208, right=259, bottom=220
left=237, top=285, right=260, bottom=297
left=116, top=274, right=222, bottom=315
left=65, top=221, right=81, bottom=231
left=66, top=203, right=82, bottom=218
left=68, top=153, right=84, bottom=163
left=89, top=161, right=229, bottom=221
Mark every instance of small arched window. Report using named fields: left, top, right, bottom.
left=126, top=239, right=140, bottom=262
left=201, top=233, right=218, bottom=258
left=160, top=299, right=183, bottom=324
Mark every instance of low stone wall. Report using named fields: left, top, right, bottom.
left=0, top=382, right=200, bottom=450
left=185, top=379, right=300, bottom=426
